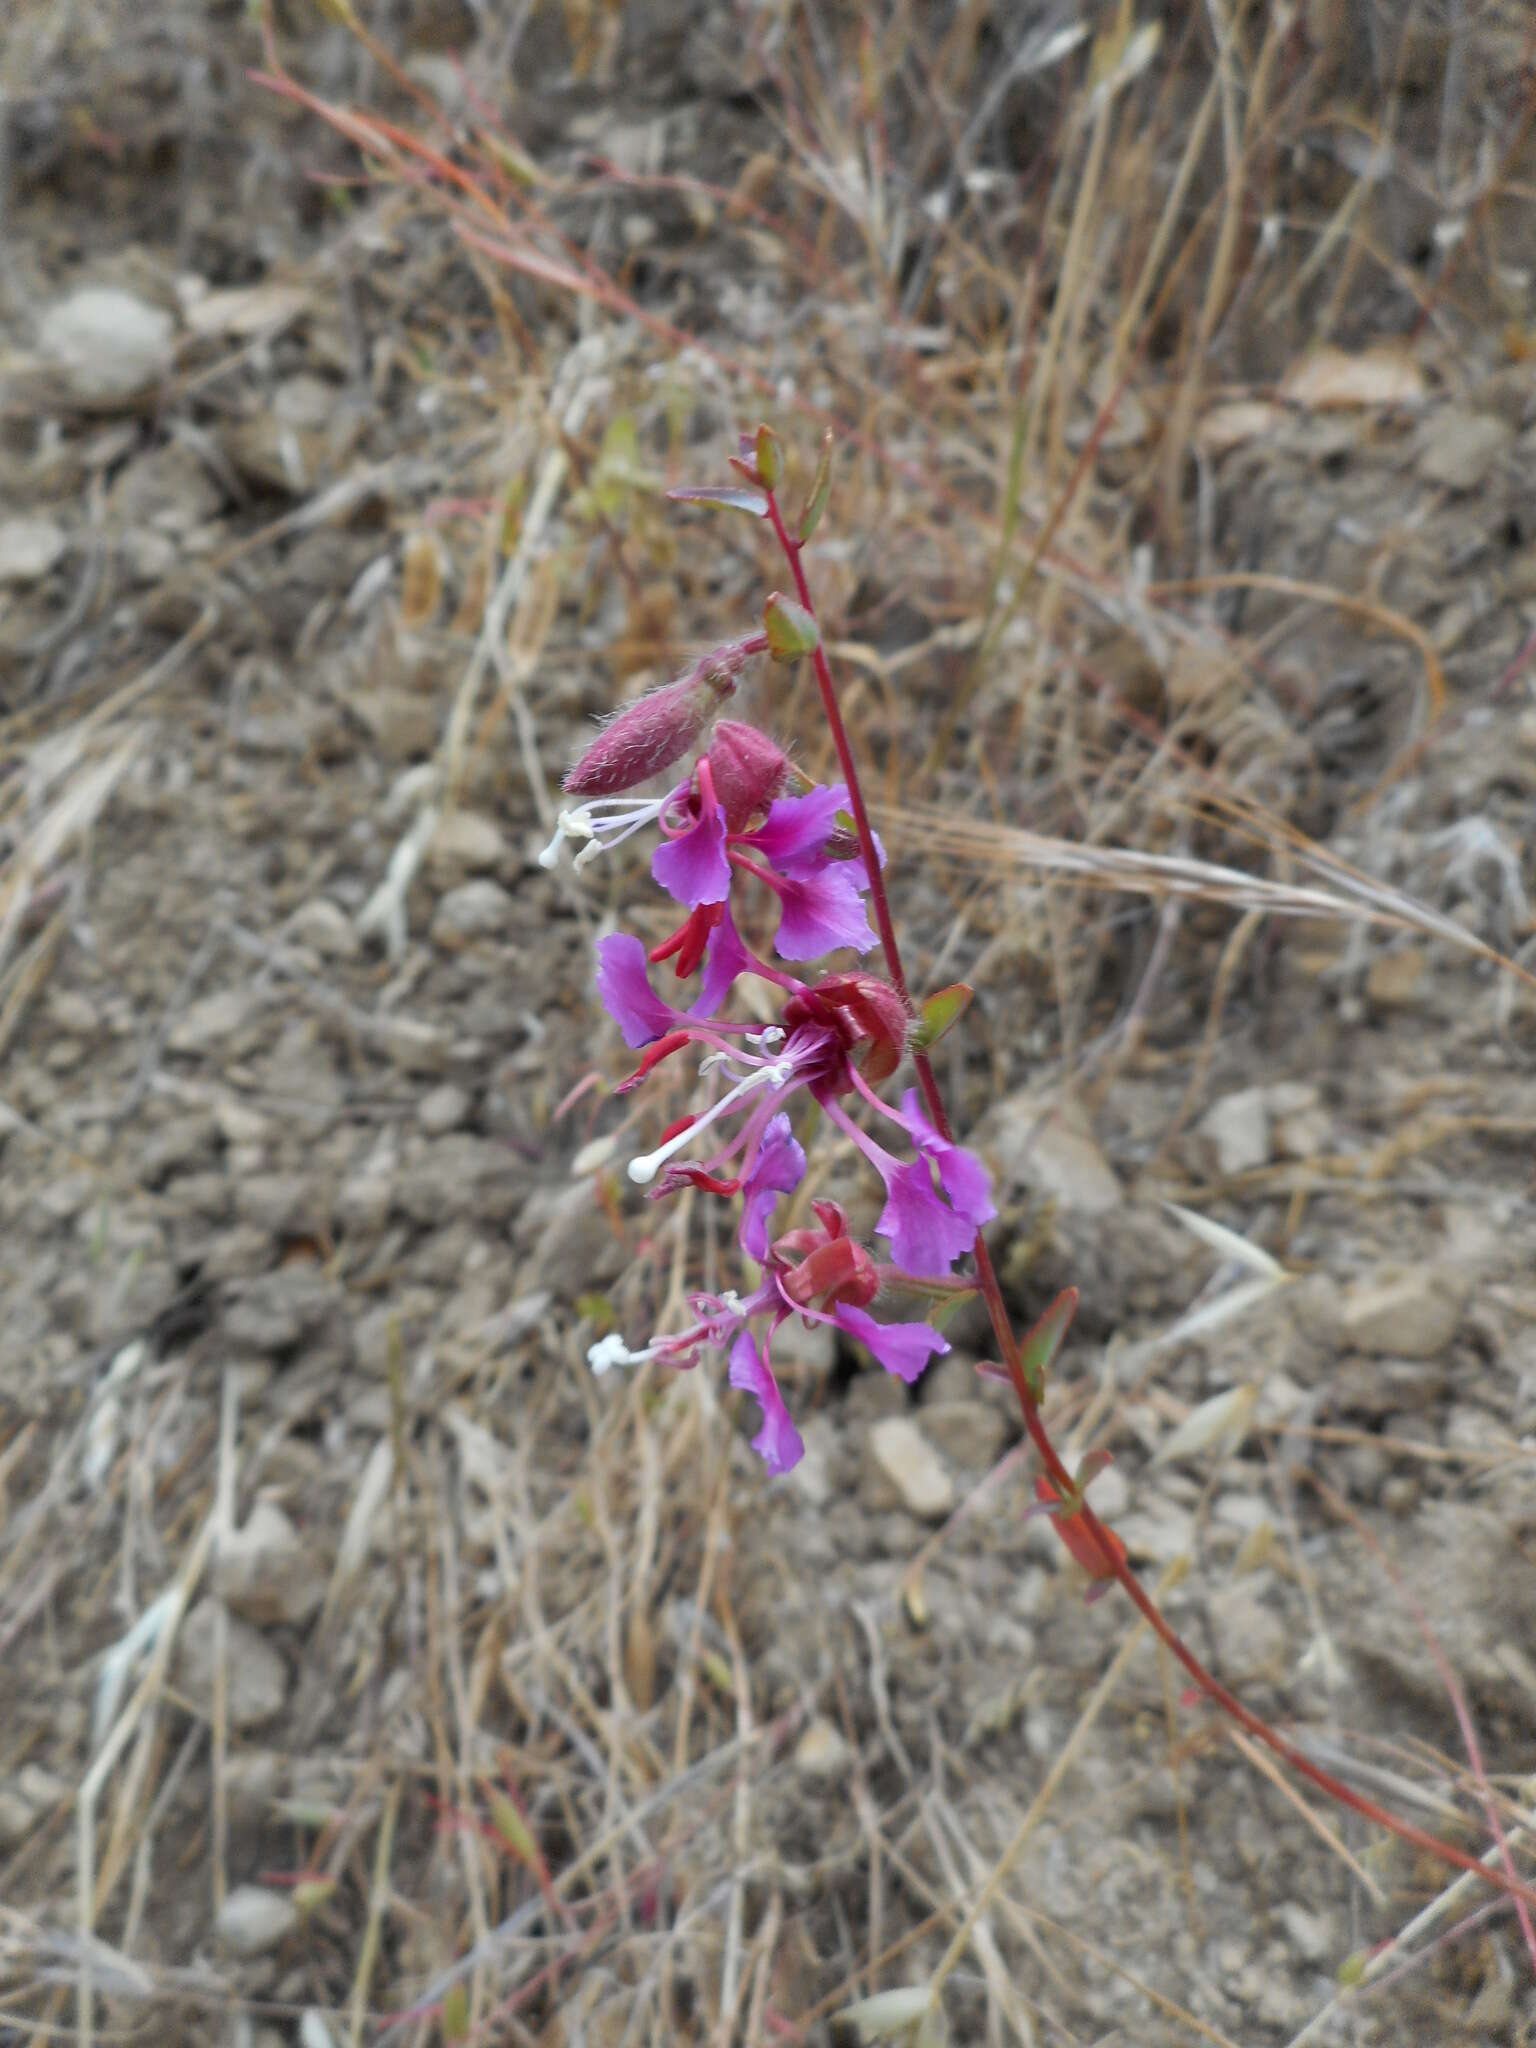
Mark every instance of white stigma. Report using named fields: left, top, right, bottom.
left=588, top=1333, right=655, bottom=1375
left=626, top=1061, right=794, bottom=1186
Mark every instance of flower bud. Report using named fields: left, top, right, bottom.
left=780, top=1233, right=880, bottom=1311
left=705, top=721, right=789, bottom=829
left=812, top=972, right=909, bottom=1083
left=563, top=645, right=750, bottom=799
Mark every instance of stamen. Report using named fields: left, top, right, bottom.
left=588, top=1333, right=656, bottom=1374
left=627, top=1062, right=793, bottom=1185
left=746, top=1026, right=786, bottom=1051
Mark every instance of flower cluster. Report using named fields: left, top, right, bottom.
left=547, top=670, right=995, bottom=1474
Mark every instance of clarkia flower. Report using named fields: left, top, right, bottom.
left=551, top=710, right=993, bottom=1477
left=587, top=1115, right=951, bottom=1471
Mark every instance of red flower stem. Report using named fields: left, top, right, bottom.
left=760, top=484, right=1536, bottom=1915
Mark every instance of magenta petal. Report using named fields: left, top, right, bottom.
left=875, top=1160, right=977, bottom=1276
left=727, top=1328, right=804, bottom=1474
left=747, top=783, right=848, bottom=873
left=897, top=1089, right=996, bottom=1229
left=739, top=1113, right=806, bottom=1261
left=832, top=1303, right=949, bottom=1384
left=691, top=905, right=753, bottom=1018
left=773, top=867, right=877, bottom=961
left=595, top=933, right=679, bottom=1049
left=652, top=807, right=730, bottom=907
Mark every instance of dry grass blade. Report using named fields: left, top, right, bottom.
left=877, top=802, right=1525, bottom=976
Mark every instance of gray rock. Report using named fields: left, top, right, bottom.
left=287, top=898, right=361, bottom=961
left=921, top=1400, right=1008, bottom=1471
left=864, top=1416, right=954, bottom=1521
left=169, top=990, right=250, bottom=1055
left=0, top=1764, right=69, bottom=1848
left=215, top=1502, right=324, bottom=1626
left=523, top=1181, right=627, bottom=1298
left=1337, top=1501, right=1536, bottom=1723
left=794, top=1718, right=853, bottom=1778
left=986, top=1091, right=1121, bottom=1214
left=394, top=1135, right=521, bottom=1225
left=177, top=1599, right=287, bottom=1729
left=1197, top=1086, right=1270, bottom=1176
left=1332, top=1354, right=1447, bottom=1418
left=417, top=1082, right=469, bottom=1135
left=0, top=515, right=66, bottom=586
left=428, top=810, right=508, bottom=879
left=216, top=1884, right=298, bottom=1957
left=140, top=1112, right=218, bottom=1186
left=1340, top=1267, right=1466, bottom=1358
left=431, top=880, right=515, bottom=949
left=337, top=1171, right=395, bottom=1236
left=1418, top=409, right=1506, bottom=491
left=224, top=1267, right=343, bottom=1354
left=39, top=286, right=174, bottom=406
left=236, top=1173, right=325, bottom=1238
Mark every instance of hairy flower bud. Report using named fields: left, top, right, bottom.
left=706, top=720, right=789, bottom=829
left=563, top=642, right=756, bottom=799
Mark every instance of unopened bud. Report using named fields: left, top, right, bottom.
left=781, top=1234, right=880, bottom=1311
left=813, top=972, right=909, bottom=1084
left=705, top=720, right=789, bottom=829
left=563, top=646, right=750, bottom=798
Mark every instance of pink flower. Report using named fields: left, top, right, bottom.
left=728, top=1329, right=803, bottom=1474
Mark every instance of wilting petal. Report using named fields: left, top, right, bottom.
left=739, top=1113, right=805, bottom=1262
left=896, top=1089, right=996, bottom=1230
left=832, top=1303, right=949, bottom=1384
left=875, top=1160, right=977, bottom=1276
left=691, top=904, right=754, bottom=1018
left=773, top=866, right=877, bottom=961
left=595, top=934, right=681, bottom=1049
left=652, top=805, right=730, bottom=906
left=747, top=783, right=848, bottom=873
left=727, top=1328, right=803, bottom=1474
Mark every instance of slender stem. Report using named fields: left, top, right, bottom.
left=760, top=483, right=1536, bottom=1915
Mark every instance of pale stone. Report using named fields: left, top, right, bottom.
left=216, top=1885, right=298, bottom=1957
left=431, top=880, right=515, bottom=949
left=1197, top=1086, right=1270, bottom=1175
left=1340, top=1267, right=1465, bottom=1358
left=177, top=1600, right=288, bottom=1729
left=864, top=1416, right=954, bottom=1521
left=288, top=898, right=361, bottom=960
left=794, top=1718, right=853, bottom=1778
left=39, top=286, right=174, bottom=405
left=0, top=515, right=66, bottom=585
left=216, top=1501, right=324, bottom=1627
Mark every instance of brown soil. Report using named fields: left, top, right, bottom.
left=4, top=5, right=1536, bottom=2045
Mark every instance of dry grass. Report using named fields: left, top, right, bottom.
left=5, top=2, right=1536, bottom=2044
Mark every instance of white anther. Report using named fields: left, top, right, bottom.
left=745, top=1026, right=786, bottom=1051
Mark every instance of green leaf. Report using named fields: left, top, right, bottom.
left=835, top=1987, right=935, bottom=2043
left=487, top=1787, right=537, bottom=1866
left=575, top=1292, right=616, bottom=1332
left=798, top=428, right=834, bottom=540
left=591, top=412, right=641, bottom=517
left=754, top=423, right=783, bottom=490
left=763, top=591, right=820, bottom=660
left=1017, top=1287, right=1077, bottom=1402
left=440, top=1982, right=471, bottom=2043
left=667, top=484, right=769, bottom=517
left=912, top=983, right=973, bottom=1052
